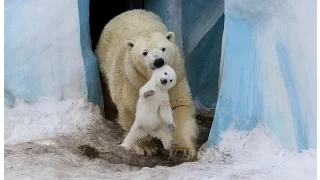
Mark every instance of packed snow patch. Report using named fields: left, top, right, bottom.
left=4, top=98, right=100, bottom=144
left=4, top=99, right=316, bottom=179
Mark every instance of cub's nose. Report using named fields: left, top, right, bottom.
left=161, top=79, right=168, bottom=85
left=153, top=58, right=164, bottom=68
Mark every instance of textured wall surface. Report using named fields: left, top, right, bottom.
left=4, top=0, right=86, bottom=106
left=4, top=0, right=103, bottom=108
left=209, top=0, right=316, bottom=151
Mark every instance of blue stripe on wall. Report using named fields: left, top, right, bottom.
left=276, top=42, right=307, bottom=152
left=77, top=0, right=104, bottom=108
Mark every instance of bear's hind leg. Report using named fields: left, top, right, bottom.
left=118, top=109, right=135, bottom=133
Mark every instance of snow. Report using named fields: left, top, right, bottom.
left=4, top=99, right=316, bottom=180
left=4, top=98, right=98, bottom=145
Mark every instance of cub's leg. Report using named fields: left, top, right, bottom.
left=118, top=109, right=159, bottom=156
left=158, top=100, right=176, bottom=132
left=119, top=124, right=147, bottom=150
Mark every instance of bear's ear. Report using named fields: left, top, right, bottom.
left=166, top=32, right=175, bottom=44
left=125, top=40, right=134, bottom=50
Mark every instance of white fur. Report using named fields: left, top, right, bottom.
left=119, top=65, right=177, bottom=150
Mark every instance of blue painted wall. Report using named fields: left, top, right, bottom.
left=77, top=0, right=104, bottom=108
left=208, top=15, right=261, bottom=145
left=208, top=0, right=316, bottom=151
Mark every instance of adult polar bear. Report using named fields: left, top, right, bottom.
left=95, top=9, right=198, bottom=162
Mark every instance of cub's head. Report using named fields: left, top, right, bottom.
left=125, top=31, right=176, bottom=74
left=152, top=64, right=177, bottom=91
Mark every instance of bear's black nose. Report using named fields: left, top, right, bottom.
left=154, top=58, right=164, bottom=68
left=161, top=79, right=167, bottom=85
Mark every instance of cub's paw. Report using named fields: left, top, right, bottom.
left=133, top=139, right=159, bottom=156
left=168, top=123, right=176, bottom=132
left=143, top=90, right=155, bottom=98
left=117, top=143, right=130, bottom=151
left=170, top=147, right=197, bottom=162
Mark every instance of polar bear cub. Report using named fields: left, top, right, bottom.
left=119, top=64, right=177, bottom=151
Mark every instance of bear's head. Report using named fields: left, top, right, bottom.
left=125, top=31, right=176, bottom=74
left=152, top=64, right=177, bottom=91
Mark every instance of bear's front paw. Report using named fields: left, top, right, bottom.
left=170, top=147, right=197, bottom=162
left=168, top=123, right=176, bottom=132
left=133, top=139, right=159, bottom=156
left=143, top=90, right=155, bottom=98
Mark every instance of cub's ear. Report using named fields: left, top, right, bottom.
left=166, top=32, right=175, bottom=44
left=125, top=40, right=134, bottom=50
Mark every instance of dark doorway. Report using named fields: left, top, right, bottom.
left=89, top=0, right=145, bottom=50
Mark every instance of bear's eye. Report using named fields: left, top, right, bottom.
left=162, top=48, right=166, bottom=52
left=143, top=52, right=148, bottom=56
left=164, top=72, right=167, bottom=75
left=170, top=80, right=172, bottom=82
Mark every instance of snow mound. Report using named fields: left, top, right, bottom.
left=5, top=98, right=101, bottom=145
